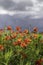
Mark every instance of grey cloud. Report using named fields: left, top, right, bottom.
left=0, top=0, right=16, bottom=10
left=13, top=1, right=33, bottom=11
left=0, top=0, right=43, bottom=19
left=0, top=0, right=33, bottom=11
left=38, top=0, right=43, bottom=2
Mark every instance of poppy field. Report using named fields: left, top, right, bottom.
left=0, top=26, right=43, bottom=65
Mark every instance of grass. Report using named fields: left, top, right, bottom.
left=0, top=26, right=43, bottom=65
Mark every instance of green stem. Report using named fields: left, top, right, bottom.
left=20, top=58, right=24, bottom=65
left=5, top=63, right=8, bottom=65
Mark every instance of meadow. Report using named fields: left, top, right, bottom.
left=0, top=26, right=43, bottom=65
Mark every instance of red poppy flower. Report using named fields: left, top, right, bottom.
left=35, top=59, right=41, bottom=65
left=32, top=34, right=38, bottom=39
left=33, top=27, right=38, bottom=33
left=5, top=36, right=11, bottom=40
left=7, top=26, right=12, bottom=30
left=23, top=29, right=29, bottom=34
left=24, top=38, right=31, bottom=44
left=20, top=42, right=27, bottom=48
left=11, top=33, right=17, bottom=39
left=20, top=33, right=24, bottom=37
left=16, top=31, right=19, bottom=34
left=0, top=45, right=4, bottom=51
left=17, top=38, right=22, bottom=44
left=16, top=26, right=21, bottom=31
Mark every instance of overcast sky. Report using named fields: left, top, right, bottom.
left=0, top=0, right=43, bottom=19
left=0, top=0, right=43, bottom=32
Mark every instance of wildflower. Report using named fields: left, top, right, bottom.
left=7, top=26, right=12, bottom=30
left=0, top=45, right=4, bottom=51
left=32, top=34, right=38, bottom=39
left=20, top=33, right=24, bottom=37
left=19, top=31, right=22, bottom=33
left=20, top=42, right=27, bottom=48
left=35, top=59, right=41, bottom=65
left=33, top=27, right=38, bottom=33
left=16, top=31, right=19, bottom=34
left=11, top=33, right=17, bottom=39
left=23, top=29, right=29, bottom=34
left=17, top=38, right=22, bottom=45
left=16, top=26, right=21, bottom=31
left=13, top=42, right=18, bottom=46
left=5, top=36, right=11, bottom=40
left=24, top=38, right=32, bottom=44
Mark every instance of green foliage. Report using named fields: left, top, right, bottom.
left=0, top=29, right=43, bottom=65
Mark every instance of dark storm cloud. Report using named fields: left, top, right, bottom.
left=38, top=0, right=43, bottom=2
left=0, top=0, right=43, bottom=19
left=0, top=0, right=16, bottom=10
left=0, top=0, right=33, bottom=11
left=12, top=2, right=33, bottom=11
